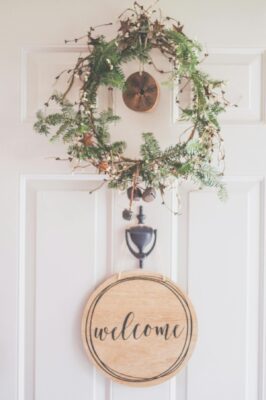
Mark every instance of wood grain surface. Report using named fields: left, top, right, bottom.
left=81, top=270, right=197, bottom=387
left=122, top=72, right=159, bottom=112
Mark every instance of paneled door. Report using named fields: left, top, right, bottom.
left=0, top=0, right=266, bottom=399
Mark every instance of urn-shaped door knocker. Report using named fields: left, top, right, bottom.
left=125, top=206, right=157, bottom=268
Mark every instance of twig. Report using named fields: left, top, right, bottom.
left=148, top=57, right=171, bottom=74
left=89, top=180, right=107, bottom=194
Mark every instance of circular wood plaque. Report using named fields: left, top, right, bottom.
left=81, top=271, right=197, bottom=387
left=122, top=72, right=159, bottom=112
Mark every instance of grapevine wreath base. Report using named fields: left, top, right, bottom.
left=34, top=2, right=232, bottom=219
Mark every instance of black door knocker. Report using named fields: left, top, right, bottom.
left=125, top=206, right=157, bottom=268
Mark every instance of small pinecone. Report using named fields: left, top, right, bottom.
left=127, top=186, right=142, bottom=201
left=98, top=160, right=109, bottom=172
left=80, top=133, right=94, bottom=147
left=142, top=187, right=156, bottom=202
left=122, top=208, right=133, bottom=221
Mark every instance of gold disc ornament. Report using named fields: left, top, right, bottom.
left=81, top=270, right=197, bottom=387
left=122, top=71, right=159, bottom=112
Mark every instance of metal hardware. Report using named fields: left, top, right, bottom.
left=125, top=206, right=157, bottom=268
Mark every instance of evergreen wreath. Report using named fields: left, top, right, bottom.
left=34, top=2, right=231, bottom=217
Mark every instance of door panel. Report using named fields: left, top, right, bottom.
left=186, top=179, right=262, bottom=400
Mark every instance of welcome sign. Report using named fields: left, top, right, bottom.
left=81, top=271, right=197, bottom=387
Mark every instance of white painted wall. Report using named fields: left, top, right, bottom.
left=0, top=1, right=266, bottom=400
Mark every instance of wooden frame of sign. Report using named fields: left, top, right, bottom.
left=81, top=270, right=197, bottom=387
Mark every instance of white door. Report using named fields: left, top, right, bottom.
left=1, top=1, right=266, bottom=399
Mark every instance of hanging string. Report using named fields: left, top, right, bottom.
left=129, top=165, right=140, bottom=210
left=139, top=60, right=144, bottom=76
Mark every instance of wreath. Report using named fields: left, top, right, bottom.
left=34, top=2, right=230, bottom=218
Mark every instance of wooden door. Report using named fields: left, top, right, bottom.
left=0, top=1, right=265, bottom=399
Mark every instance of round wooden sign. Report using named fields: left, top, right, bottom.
left=122, top=71, right=159, bottom=112
left=81, top=271, right=197, bottom=387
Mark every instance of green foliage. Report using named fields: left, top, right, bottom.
left=90, top=39, right=126, bottom=88
left=140, top=133, right=161, bottom=160
left=34, top=95, right=80, bottom=143
left=34, top=3, right=229, bottom=201
left=166, top=29, right=202, bottom=77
